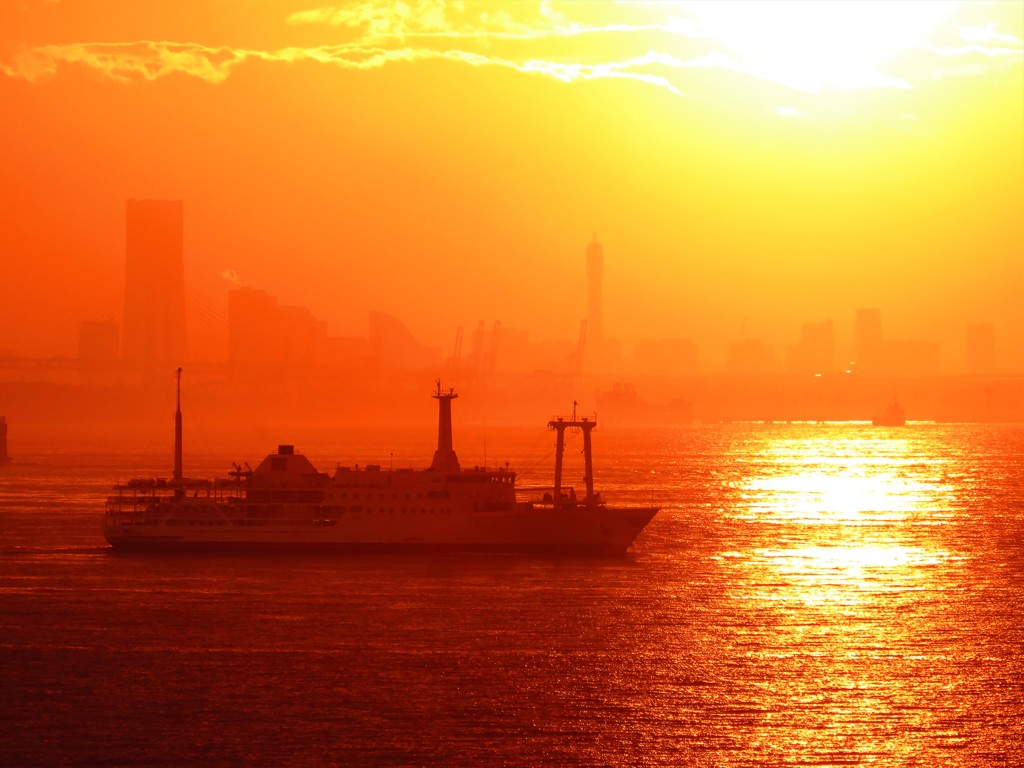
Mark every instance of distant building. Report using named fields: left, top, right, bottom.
left=368, top=311, right=439, bottom=370
left=229, top=287, right=329, bottom=376
left=229, top=287, right=278, bottom=370
left=967, top=323, right=996, bottom=375
left=853, top=307, right=940, bottom=376
left=727, top=339, right=775, bottom=376
left=854, top=308, right=882, bottom=373
left=78, top=320, right=119, bottom=361
left=121, top=200, right=187, bottom=365
left=787, top=320, right=834, bottom=375
left=635, top=338, right=699, bottom=376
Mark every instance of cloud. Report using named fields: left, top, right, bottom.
left=288, top=0, right=456, bottom=37
left=0, top=35, right=708, bottom=97
left=286, top=0, right=593, bottom=41
left=7, top=41, right=247, bottom=83
left=924, top=42, right=1024, bottom=60
left=959, top=23, right=1022, bottom=46
left=2, top=0, right=1020, bottom=101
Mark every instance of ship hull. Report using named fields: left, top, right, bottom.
left=103, top=505, right=658, bottom=556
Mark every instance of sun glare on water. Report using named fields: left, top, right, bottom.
left=680, top=0, right=958, bottom=92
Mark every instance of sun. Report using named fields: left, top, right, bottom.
left=677, top=0, right=958, bottom=93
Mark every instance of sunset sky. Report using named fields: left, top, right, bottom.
left=1, top=0, right=1021, bottom=370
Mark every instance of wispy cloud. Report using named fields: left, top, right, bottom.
left=1, top=38, right=703, bottom=98
left=286, top=0, right=599, bottom=41
left=2, top=0, right=1021, bottom=101
left=6, top=41, right=246, bottom=83
left=924, top=42, right=1024, bottom=60
left=959, top=23, right=1022, bottom=46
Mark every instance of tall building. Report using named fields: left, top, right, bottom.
left=854, top=308, right=882, bottom=373
left=121, top=200, right=187, bottom=365
left=586, top=235, right=604, bottom=342
left=967, top=323, right=996, bottom=375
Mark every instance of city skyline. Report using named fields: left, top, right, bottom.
left=0, top=1, right=1021, bottom=374
left=1, top=200, right=1020, bottom=377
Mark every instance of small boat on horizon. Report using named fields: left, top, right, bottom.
left=872, top=398, right=906, bottom=427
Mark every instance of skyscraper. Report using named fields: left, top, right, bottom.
left=586, top=235, right=603, bottom=342
left=121, top=200, right=187, bottom=365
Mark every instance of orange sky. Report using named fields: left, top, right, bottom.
left=1, top=0, right=1021, bottom=370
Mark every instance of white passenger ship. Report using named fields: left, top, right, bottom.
left=104, top=374, right=658, bottom=554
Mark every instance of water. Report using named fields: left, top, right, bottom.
left=1, top=423, right=1022, bottom=766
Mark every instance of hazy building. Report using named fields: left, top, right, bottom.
left=727, top=339, right=775, bottom=376
left=368, top=311, right=439, bottom=370
left=586, top=235, right=604, bottom=342
left=854, top=308, right=882, bottom=374
left=635, top=338, right=699, bottom=376
left=229, top=287, right=329, bottom=376
left=121, top=200, right=186, bottom=365
left=229, top=287, right=279, bottom=370
left=787, top=320, right=834, bottom=375
left=967, top=323, right=996, bottom=375
left=78, top=320, right=119, bottom=360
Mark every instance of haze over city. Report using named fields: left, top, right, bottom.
left=2, top=0, right=1021, bottom=382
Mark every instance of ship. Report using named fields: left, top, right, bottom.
left=103, top=373, right=659, bottom=554
left=872, top=398, right=906, bottom=427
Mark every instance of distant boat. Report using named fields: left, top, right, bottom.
left=872, top=399, right=906, bottom=427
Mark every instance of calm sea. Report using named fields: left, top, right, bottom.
left=1, top=423, right=1022, bottom=767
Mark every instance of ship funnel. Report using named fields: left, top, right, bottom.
left=430, top=380, right=461, bottom=473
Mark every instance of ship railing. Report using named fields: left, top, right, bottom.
left=109, top=479, right=245, bottom=506
left=517, top=485, right=610, bottom=509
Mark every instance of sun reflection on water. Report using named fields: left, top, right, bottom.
left=707, top=427, right=993, bottom=761
left=737, top=434, right=956, bottom=526
left=729, top=431, right=962, bottom=598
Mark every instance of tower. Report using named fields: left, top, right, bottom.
left=586, top=234, right=604, bottom=342
left=121, top=200, right=187, bottom=365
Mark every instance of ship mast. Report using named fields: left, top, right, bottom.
left=173, top=367, right=183, bottom=497
left=0, top=415, right=9, bottom=464
left=548, top=407, right=597, bottom=508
